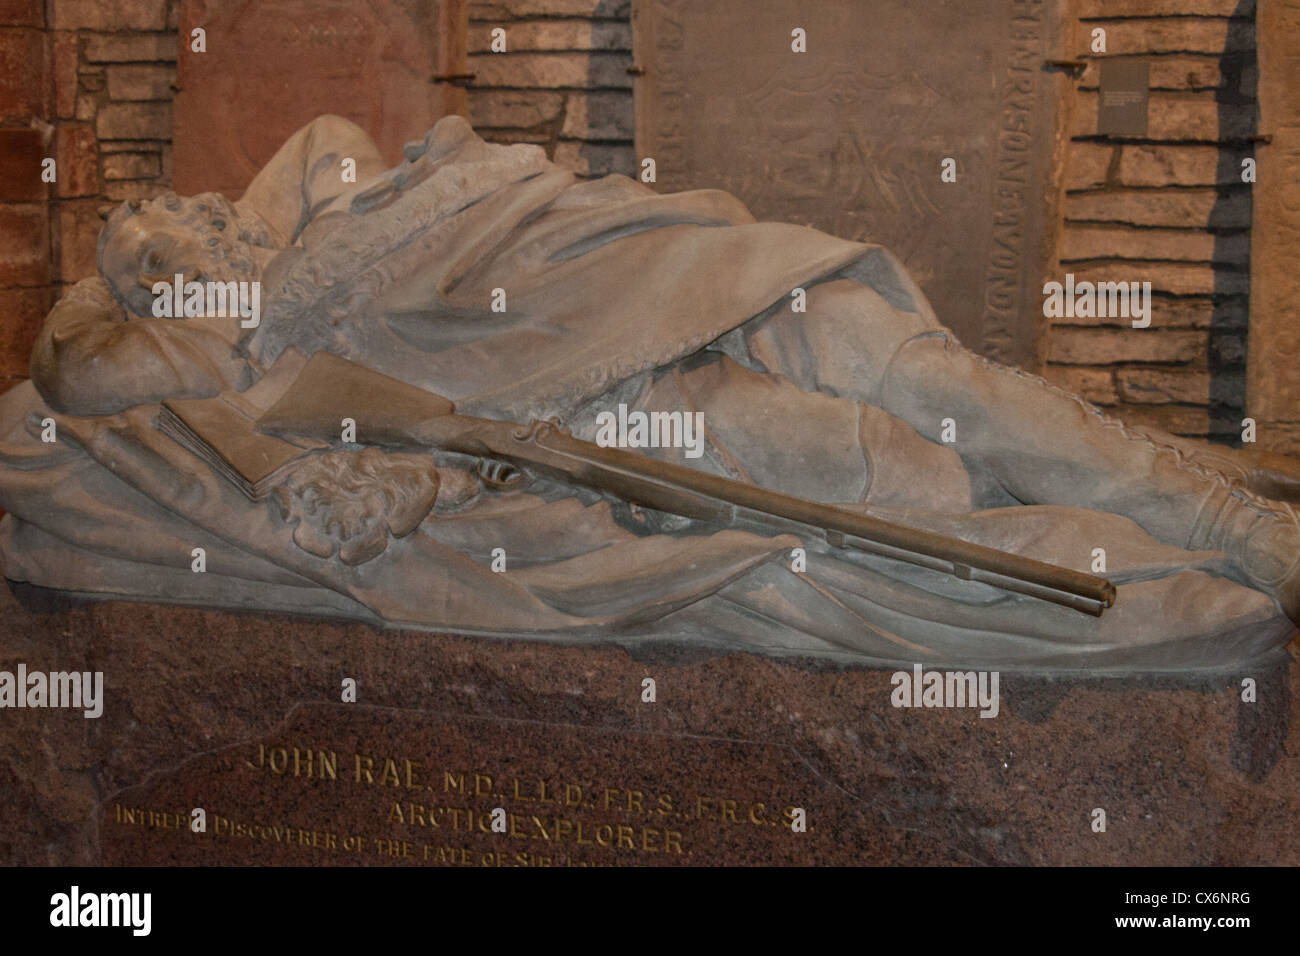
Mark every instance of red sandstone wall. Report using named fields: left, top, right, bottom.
left=467, top=0, right=634, bottom=177
left=0, top=0, right=179, bottom=394
left=1045, top=0, right=1257, bottom=441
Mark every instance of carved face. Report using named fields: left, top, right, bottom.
left=97, top=191, right=274, bottom=317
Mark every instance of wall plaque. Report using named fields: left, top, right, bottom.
left=633, top=0, right=1067, bottom=367
left=173, top=0, right=465, bottom=198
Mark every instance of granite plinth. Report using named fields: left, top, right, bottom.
left=1, top=583, right=1297, bottom=866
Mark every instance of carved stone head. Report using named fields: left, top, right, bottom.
left=96, top=191, right=278, bottom=318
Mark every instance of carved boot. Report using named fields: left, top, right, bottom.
left=873, top=331, right=1300, bottom=626
left=1187, top=483, right=1300, bottom=625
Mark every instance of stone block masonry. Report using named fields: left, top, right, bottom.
left=0, top=0, right=180, bottom=394
left=1045, top=0, right=1257, bottom=443
left=0, top=5, right=53, bottom=389
left=466, top=0, right=635, bottom=178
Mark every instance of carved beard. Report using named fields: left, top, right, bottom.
left=234, top=212, right=275, bottom=251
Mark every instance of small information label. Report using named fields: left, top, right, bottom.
left=1098, top=59, right=1149, bottom=137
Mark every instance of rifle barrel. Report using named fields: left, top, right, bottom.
left=459, top=419, right=1117, bottom=617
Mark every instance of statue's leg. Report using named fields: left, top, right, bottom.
left=742, top=278, right=1300, bottom=623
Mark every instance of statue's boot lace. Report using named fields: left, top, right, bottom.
left=1187, top=484, right=1300, bottom=625
left=1098, top=411, right=1300, bottom=507
left=1180, top=445, right=1300, bottom=505
left=875, top=331, right=1300, bottom=627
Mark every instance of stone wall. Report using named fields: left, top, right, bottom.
left=467, top=0, right=634, bottom=178
left=1043, top=0, right=1257, bottom=442
left=0, top=0, right=180, bottom=394
left=0, top=0, right=52, bottom=394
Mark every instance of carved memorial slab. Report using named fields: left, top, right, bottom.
left=633, top=0, right=1066, bottom=366
left=174, top=0, right=463, bottom=198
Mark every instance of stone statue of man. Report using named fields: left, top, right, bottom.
left=4, top=114, right=1297, bottom=671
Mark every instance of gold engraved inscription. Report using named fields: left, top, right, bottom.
left=107, top=739, right=811, bottom=866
